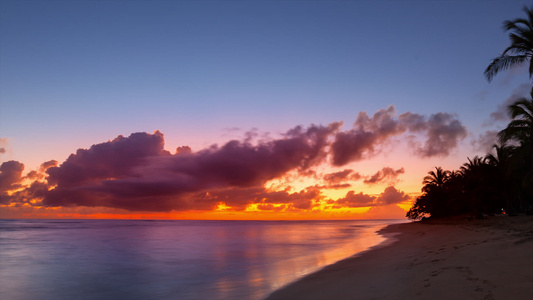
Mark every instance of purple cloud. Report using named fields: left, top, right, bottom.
left=331, top=106, right=467, bottom=165
left=363, top=167, right=405, bottom=185
left=41, top=124, right=337, bottom=211
left=0, top=161, right=24, bottom=194
left=2, top=105, right=465, bottom=212
left=331, top=186, right=410, bottom=208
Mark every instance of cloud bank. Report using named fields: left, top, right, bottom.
left=0, top=106, right=466, bottom=213
left=331, top=106, right=467, bottom=165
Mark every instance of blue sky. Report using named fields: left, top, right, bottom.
left=1, top=0, right=531, bottom=205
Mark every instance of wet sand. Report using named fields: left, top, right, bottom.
left=265, top=216, right=533, bottom=300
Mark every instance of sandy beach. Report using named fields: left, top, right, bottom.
left=265, top=216, right=533, bottom=300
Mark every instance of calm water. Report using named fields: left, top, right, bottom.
left=0, top=219, right=404, bottom=300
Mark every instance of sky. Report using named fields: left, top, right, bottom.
left=0, top=0, right=531, bottom=220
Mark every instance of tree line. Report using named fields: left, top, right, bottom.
left=407, top=7, right=533, bottom=220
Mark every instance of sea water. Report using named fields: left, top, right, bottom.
left=0, top=219, right=404, bottom=300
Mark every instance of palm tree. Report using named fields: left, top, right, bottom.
left=485, top=144, right=514, bottom=167
left=484, top=6, right=533, bottom=82
left=498, top=89, right=533, bottom=146
left=422, top=167, right=450, bottom=193
left=497, top=92, right=533, bottom=212
left=460, top=156, right=487, bottom=174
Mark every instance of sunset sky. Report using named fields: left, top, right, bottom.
left=0, top=0, right=531, bottom=220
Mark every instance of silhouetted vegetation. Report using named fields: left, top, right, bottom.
left=484, top=6, right=533, bottom=82
left=408, top=7, right=533, bottom=220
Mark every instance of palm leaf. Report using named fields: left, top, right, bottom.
left=485, top=55, right=528, bottom=82
left=486, top=6, right=533, bottom=81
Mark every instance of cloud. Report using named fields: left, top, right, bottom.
left=0, top=160, right=25, bottom=194
left=333, top=191, right=376, bottom=208
left=1, top=105, right=466, bottom=213
left=363, top=167, right=405, bottom=185
left=26, top=160, right=58, bottom=181
left=375, top=186, right=410, bottom=205
left=330, top=186, right=409, bottom=209
left=405, top=112, right=467, bottom=157
left=322, top=167, right=404, bottom=187
left=0, top=159, right=56, bottom=206
left=490, top=83, right=530, bottom=121
left=40, top=125, right=337, bottom=211
left=186, top=186, right=322, bottom=211
left=471, top=130, right=498, bottom=153
left=331, top=106, right=403, bottom=165
left=323, top=169, right=357, bottom=183
left=330, top=106, right=467, bottom=165
left=46, top=131, right=168, bottom=188
left=0, top=180, right=49, bottom=206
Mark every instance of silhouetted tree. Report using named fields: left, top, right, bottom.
left=498, top=89, right=533, bottom=145
left=485, top=6, right=533, bottom=82
left=407, top=167, right=455, bottom=220
left=407, top=7, right=533, bottom=220
left=485, top=144, right=515, bottom=212
left=422, top=167, right=450, bottom=193
left=498, top=90, right=533, bottom=212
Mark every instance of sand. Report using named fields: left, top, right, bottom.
left=264, top=215, right=533, bottom=300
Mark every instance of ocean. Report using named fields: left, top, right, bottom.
left=0, top=219, right=404, bottom=300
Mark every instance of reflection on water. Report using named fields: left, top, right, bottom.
left=0, top=219, right=405, bottom=300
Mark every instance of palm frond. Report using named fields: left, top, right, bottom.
left=485, top=55, right=528, bottom=82
left=505, top=34, right=533, bottom=53
left=504, top=18, right=531, bottom=32
left=504, top=19, right=531, bottom=37
left=487, top=6, right=533, bottom=81
left=507, top=98, right=533, bottom=120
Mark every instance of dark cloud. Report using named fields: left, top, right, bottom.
left=46, top=131, right=168, bottom=188
left=330, top=186, right=409, bottom=209
left=322, top=183, right=352, bottom=189
left=256, top=203, right=286, bottom=211
left=331, top=106, right=467, bottom=165
left=401, top=112, right=467, bottom=157
left=323, top=169, right=355, bottom=183
left=0, top=160, right=55, bottom=205
left=333, top=191, right=376, bottom=208
left=40, top=125, right=336, bottom=211
left=2, top=105, right=465, bottom=212
left=26, top=160, right=58, bottom=181
left=0, top=161, right=24, bottom=193
left=374, top=186, right=410, bottom=205
left=398, top=112, right=427, bottom=132
left=175, top=146, right=192, bottom=155
left=415, top=113, right=467, bottom=157
left=363, top=167, right=405, bottom=185
left=331, top=106, right=403, bottom=165
left=0, top=181, right=48, bottom=206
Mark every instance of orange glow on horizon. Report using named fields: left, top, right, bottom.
left=0, top=202, right=409, bottom=220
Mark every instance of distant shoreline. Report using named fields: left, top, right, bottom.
left=264, top=215, right=533, bottom=300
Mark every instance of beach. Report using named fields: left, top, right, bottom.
left=265, top=216, right=533, bottom=300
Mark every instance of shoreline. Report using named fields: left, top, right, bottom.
left=264, top=216, right=533, bottom=300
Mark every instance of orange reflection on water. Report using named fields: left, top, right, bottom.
left=208, top=220, right=398, bottom=299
